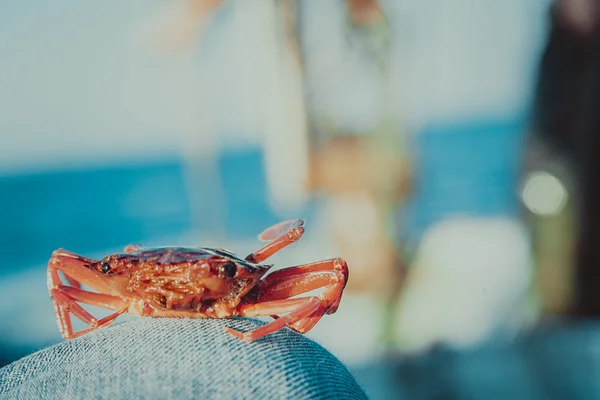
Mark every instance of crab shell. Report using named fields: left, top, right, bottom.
left=89, top=247, right=272, bottom=319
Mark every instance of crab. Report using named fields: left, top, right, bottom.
left=47, top=219, right=348, bottom=342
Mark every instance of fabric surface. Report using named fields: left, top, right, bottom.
left=0, top=318, right=367, bottom=400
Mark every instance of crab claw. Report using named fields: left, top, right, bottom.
left=258, top=219, right=305, bottom=242
left=246, top=219, right=306, bottom=264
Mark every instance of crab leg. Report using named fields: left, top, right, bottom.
left=260, top=258, right=348, bottom=311
left=47, top=249, right=126, bottom=339
left=260, top=258, right=348, bottom=288
left=50, top=289, right=99, bottom=328
left=57, top=285, right=128, bottom=310
left=245, top=219, right=305, bottom=263
left=257, top=258, right=349, bottom=333
left=224, top=297, right=321, bottom=342
left=63, top=274, right=82, bottom=289
left=50, top=288, right=128, bottom=339
left=148, top=297, right=321, bottom=341
left=60, top=309, right=127, bottom=340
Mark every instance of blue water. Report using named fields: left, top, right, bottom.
left=0, top=147, right=291, bottom=275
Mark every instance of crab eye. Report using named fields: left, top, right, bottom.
left=101, top=262, right=112, bottom=274
left=219, top=262, right=237, bottom=278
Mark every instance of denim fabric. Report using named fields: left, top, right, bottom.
left=0, top=318, right=367, bottom=400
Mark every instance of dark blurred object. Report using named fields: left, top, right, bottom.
left=533, top=0, right=600, bottom=316
left=532, top=0, right=598, bottom=169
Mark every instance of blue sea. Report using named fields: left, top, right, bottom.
left=0, top=147, right=294, bottom=277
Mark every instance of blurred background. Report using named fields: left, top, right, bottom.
left=3, top=0, right=600, bottom=398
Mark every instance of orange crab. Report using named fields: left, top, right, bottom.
left=47, top=219, right=348, bottom=342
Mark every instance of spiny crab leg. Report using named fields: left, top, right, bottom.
left=224, top=297, right=322, bottom=342
left=58, top=285, right=128, bottom=311
left=256, top=258, right=349, bottom=334
left=50, top=289, right=100, bottom=328
left=47, top=249, right=127, bottom=339
left=60, top=310, right=127, bottom=340
left=245, top=219, right=305, bottom=264
left=50, top=288, right=128, bottom=339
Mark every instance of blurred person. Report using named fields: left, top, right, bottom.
left=300, top=0, right=408, bottom=355
left=390, top=0, right=548, bottom=352
left=382, top=1, right=600, bottom=398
